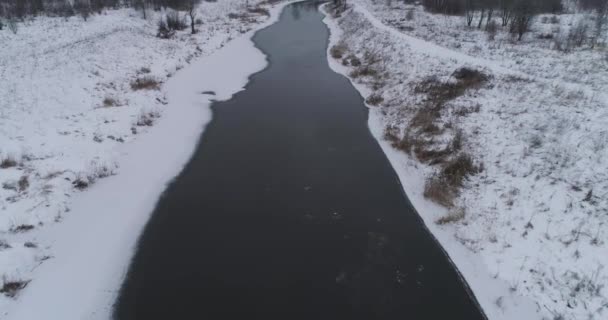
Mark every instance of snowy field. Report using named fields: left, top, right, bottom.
left=324, top=1, right=608, bottom=320
left=0, top=0, right=286, bottom=316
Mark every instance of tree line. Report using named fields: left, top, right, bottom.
left=0, top=0, right=203, bottom=20
left=421, top=0, right=607, bottom=42
left=0, top=0, right=206, bottom=34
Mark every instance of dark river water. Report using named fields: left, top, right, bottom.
left=113, top=2, right=486, bottom=319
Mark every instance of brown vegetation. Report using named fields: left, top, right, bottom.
left=130, top=76, right=160, bottom=91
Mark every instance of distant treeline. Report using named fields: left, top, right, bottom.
left=421, top=0, right=608, bottom=16
left=421, top=0, right=565, bottom=15
left=0, top=0, right=203, bottom=19
left=418, top=0, right=607, bottom=43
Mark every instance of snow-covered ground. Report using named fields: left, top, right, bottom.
left=323, top=2, right=608, bottom=320
left=0, top=0, right=289, bottom=317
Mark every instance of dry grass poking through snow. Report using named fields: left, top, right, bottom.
left=381, top=67, right=489, bottom=207
left=0, top=0, right=282, bottom=311
left=327, top=3, right=608, bottom=319
left=130, top=76, right=161, bottom=91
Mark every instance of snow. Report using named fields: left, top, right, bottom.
left=323, top=2, right=608, bottom=320
left=0, top=0, right=292, bottom=317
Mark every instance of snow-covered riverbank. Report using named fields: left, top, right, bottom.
left=323, top=2, right=607, bottom=320
left=0, top=1, right=290, bottom=317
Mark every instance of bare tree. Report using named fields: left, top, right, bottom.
left=478, top=6, right=486, bottom=28
left=569, top=18, right=589, bottom=48
left=465, top=0, right=475, bottom=26
left=509, top=0, right=536, bottom=41
left=422, top=0, right=465, bottom=15
left=187, top=0, right=200, bottom=34
left=499, top=0, right=513, bottom=27
left=591, top=1, right=608, bottom=48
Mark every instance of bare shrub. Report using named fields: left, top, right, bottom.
left=405, top=9, right=414, bottom=21
left=8, top=18, right=18, bottom=34
left=1, top=278, right=30, bottom=298
left=72, top=162, right=115, bottom=190
left=157, top=19, right=175, bottom=39
left=136, top=110, right=161, bottom=126
left=568, top=20, right=589, bottom=48
left=452, top=67, right=489, bottom=85
left=442, top=153, right=478, bottom=187
left=91, top=163, right=114, bottom=179
left=347, top=54, right=361, bottom=66
left=166, top=11, right=187, bottom=31
left=365, top=93, right=384, bottom=106
left=330, top=43, right=348, bottom=59
left=349, top=65, right=378, bottom=78
left=0, top=241, right=10, bottom=250
left=10, top=225, right=34, bottom=233
left=363, top=50, right=382, bottom=65
left=24, top=242, right=37, bottom=248
left=550, top=15, right=559, bottom=24
left=384, top=125, right=401, bottom=144
left=138, top=67, right=151, bottom=74
left=2, top=181, right=17, bottom=191
left=486, top=20, right=499, bottom=40
left=0, top=156, right=18, bottom=169
left=18, top=176, right=29, bottom=192
left=451, top=130, right=463, bottom=151
left=553, top=33, right=567, bottom=51
left=329, top=0, right=348, bottom=17
left=529, top=135, right=543, bottom=149
left=248, top=6, right=270, bottom=16
left=509, top=2, right=536, bottom=41
left=72, top=174, right=90, bottom=189
left=102, top=96, right=118, bottom=107
left=130, top=76, right=160, bottom=91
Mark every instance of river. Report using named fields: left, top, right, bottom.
left=113, top=2, right=486, bottom=319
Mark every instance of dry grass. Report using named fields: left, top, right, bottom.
left=436, top=207, right=466, bottom=225
left=423, top=153, right=479, bottom=207
left=415, top=146, right=453, bottom=164
left=424, top=175, right=457, bottom=207
left=130, top=76, right=160, bottom=91
left=248, top=6, right=270, bottom=16
left=365, top=93, right=384, bottom=106
left=410, top=107, right=441, bottom=134
left=330, top=43, right=348, bottom=59
left=384, top=125, right=401, bottom=143
left=349, top=65, right=378, bottom=78
left=415, top=68, right=489, bottom=106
